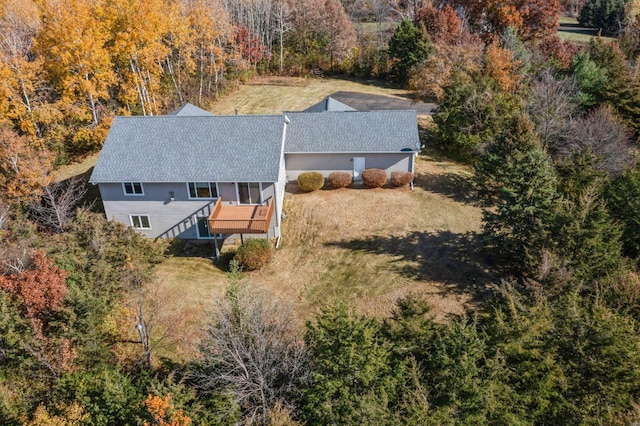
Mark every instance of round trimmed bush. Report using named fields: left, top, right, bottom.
left=390, top=171, right=414, bottom=187
left=362, top=168, right=387, bottom=188
left=234, top=238, right=273, bottom=270
left=297, top=172, right=325, bottom=192
left=328, top=171, right=352, bottom=189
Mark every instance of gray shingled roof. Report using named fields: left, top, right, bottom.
left=303, top=97, right=357, bottom=112
left=284, top=110, right=419, bottom=153
left=89, top=115, right=284, bottom=183
left=168, top=103, right=214, bottom=116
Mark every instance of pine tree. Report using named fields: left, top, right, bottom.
left=388, top=19, right=432, bottom=82
left=478, top=115, right=558, bottom=275
left=302, top=303, right=400, bottom=424
left=545, top=154, right=625, bottom=283
left=607, top=164, right=640, bottom=261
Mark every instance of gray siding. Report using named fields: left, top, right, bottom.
left=99, top=181, right=278, bottom=239
left=284, top=153, right=412, bottom=181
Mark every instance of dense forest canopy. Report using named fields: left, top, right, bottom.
left=2, top=0, right=640, bottom=423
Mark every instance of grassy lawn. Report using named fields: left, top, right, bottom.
left=152, top=158, right=489, bottom=362
left=54, top=152, right=100, bottom=182
left=558, top=15, right=615, bottom=44
left=209, top=76, right=410, bottom=115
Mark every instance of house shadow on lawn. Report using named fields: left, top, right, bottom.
left=58, top=166, right=104, bottom=214
left=165, top=239, right=236, bottom=271
left=325, top=230, right=496, bottom=303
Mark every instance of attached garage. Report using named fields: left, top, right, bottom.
left=284, top=152, right=414, bottom=181
left=283, top=109, right=420, bottom=182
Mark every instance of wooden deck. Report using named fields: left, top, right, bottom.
left=208, top=197, right=274, bottom=234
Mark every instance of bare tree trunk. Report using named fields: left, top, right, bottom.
left=86, top=75, right=99, bottom=126
left=165, top=57, right=184, bottom=105
left=19, top=78, right=42, bottom=138
left=28, top=177, right=88, bottom=233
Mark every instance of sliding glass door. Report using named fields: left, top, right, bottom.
left=237, top=182, right=261, bottom=205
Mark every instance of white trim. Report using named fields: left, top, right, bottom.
left=129, top=214, right=151, bottom=229
left=186, top=182, right=219, bottom=200
left=284, top=151, right=418, bottom=155
left=122, top=182, right=144, bottom=196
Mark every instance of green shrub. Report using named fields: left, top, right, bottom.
left=390, top=171, right=414, bottom=187
left=297, top=172, right=325, bottom=192
left=234, top=239, right=273, bottom=270
left=362, top=169, right=387, bottom=188
left=328, top=172, right=352, bottom=189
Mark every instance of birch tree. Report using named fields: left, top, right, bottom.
left=103, top=0, right=170, bottom=115
left=35, top=0, right=116, bottom=126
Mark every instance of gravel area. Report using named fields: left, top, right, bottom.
left=329, top=91, right=436, bottom=115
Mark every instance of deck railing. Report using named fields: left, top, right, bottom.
left=208, top=196, right=274, bottom=234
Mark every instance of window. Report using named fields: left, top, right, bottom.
left=237, top=182, right=261, bottom=204
left=130, top=215, right=151, bottom=229
left=188, top=182, right=218, bottom=199
left=123, top=182, right=144, bottom=196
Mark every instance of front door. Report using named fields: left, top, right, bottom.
left=353, top=157, right=366, bottom=181
left=195, top=215, right=213, bottom=239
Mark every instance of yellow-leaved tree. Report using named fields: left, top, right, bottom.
left=0, top=0, right=46, bottom=138
left=102, top=0, right=170, bottom=116
left=35, top=0, right=115, bottom=126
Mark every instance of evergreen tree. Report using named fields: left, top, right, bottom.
left=432, top=72, right=520, bottom=161
left=554, top=295, right=640, bottom=422
left=388, top=19, right=432, bottom=82
left=302, top=303, right=401, bottom=424
left=554, top=154, right=624, bottom=282
left=607, top=164, right=640, bottom=261
left=570, top=50, right=609, bottom=110
left=485, top=282, right=569, bottom=424
left=477, top=115, right=558, bottom=275
left=579, top=0, right=628, bottom=36
left=588, top=38, right=640, bottom=137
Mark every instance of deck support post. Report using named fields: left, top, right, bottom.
left=213, top=235, right=220, bottom=261
left=240, top=234, right=244, bottom=244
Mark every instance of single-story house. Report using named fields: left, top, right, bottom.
left=89, top=98, right=420, bottom=244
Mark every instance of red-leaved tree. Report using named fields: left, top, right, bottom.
left=0, top=250, right=68, bottom=338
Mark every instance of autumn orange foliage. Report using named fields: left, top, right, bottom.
left=0, top=250, right=68, bottom=336
left=0, top=127, right=51, bottom=202
left=416, top=4, right=462, bottom=45
left=0, top=250, right=75, bottom=373
left=144, top=394, right=191, bottom=426
left=484, top=41, right=521, bottom=93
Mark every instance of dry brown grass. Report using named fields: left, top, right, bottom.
left=52, top=76, right=488, bottom=363
left=209, top=77, right=410, bottom=115
left=54, top=152, right=100, bottom=182
left=153, top=158, right=490, bottom=362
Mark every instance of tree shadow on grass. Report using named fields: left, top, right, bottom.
left=414, top=170, right=486, bottom=206
left=325, top=230, right=495, bottom=303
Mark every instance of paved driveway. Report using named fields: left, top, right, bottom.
left=329, top=91, right=436, bottom=115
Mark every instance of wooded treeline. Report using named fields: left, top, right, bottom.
left=3, top=0, right=640, bottom=424
left=0, top=0, right=359, bottom=178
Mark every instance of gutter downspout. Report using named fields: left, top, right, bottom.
left=410, top=151, right=417, bottom=191
left=275, top=115, right=289, bottom=249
